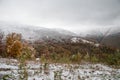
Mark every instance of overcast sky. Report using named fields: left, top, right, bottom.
left=0, top=0, right=120, bottom=33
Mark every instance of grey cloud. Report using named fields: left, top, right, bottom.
left=0, top=0, right=120, bottom=33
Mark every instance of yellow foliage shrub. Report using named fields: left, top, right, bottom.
left=6, top=33, right=22, bottom=58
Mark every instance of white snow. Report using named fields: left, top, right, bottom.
left=71, top=37, right=100, bottom=47
left=0, top=58, right=120, bottom=80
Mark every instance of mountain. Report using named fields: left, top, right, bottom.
left=0, top=22, right=76, bottom=41
left=101, top=32, right=120, bottom=49
left=0, top=22, right=120, bottom=49
left=84, top=27, right=120, bottom=49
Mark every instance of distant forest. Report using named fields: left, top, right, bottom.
left=0, top=31, right=120, bottom=66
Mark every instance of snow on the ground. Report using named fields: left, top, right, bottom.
left=0, top=58, right=120, bottom=80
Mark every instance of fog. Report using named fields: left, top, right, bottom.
left=0, top=0, right=120, bottom=33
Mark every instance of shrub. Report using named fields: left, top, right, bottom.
left=6, top=33, right=22, bottom=58
left=84, top=53, right=90, bottom=61
left=22, top=43, right=36, bottom=60
left=0, top=30, right=5, bottom=57
left=91, top=55, right=99, bottom=63
left=106, top=52, right=120, bottom=66
left=71, top=52, right=82, bottom=63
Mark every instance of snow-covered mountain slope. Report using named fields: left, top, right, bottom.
left=82, top=27, right=120, bottom=48
left=71, top=37, right=100, bottom=47
left=0, top=22, right=76, bottom=41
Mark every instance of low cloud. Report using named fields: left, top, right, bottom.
left=0, top=0, right=120, bottom=33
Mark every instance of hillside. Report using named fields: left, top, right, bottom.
left=84, top=27, right=120, bottom=49
left=101, top=32, right=120, bottom=49
left=0, top=22, right=76, bottom=41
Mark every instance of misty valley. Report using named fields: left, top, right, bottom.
left=0, top=23, right=120, bottom=80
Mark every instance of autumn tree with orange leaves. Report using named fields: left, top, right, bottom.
left=6, top=33, right=23, bottom=58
